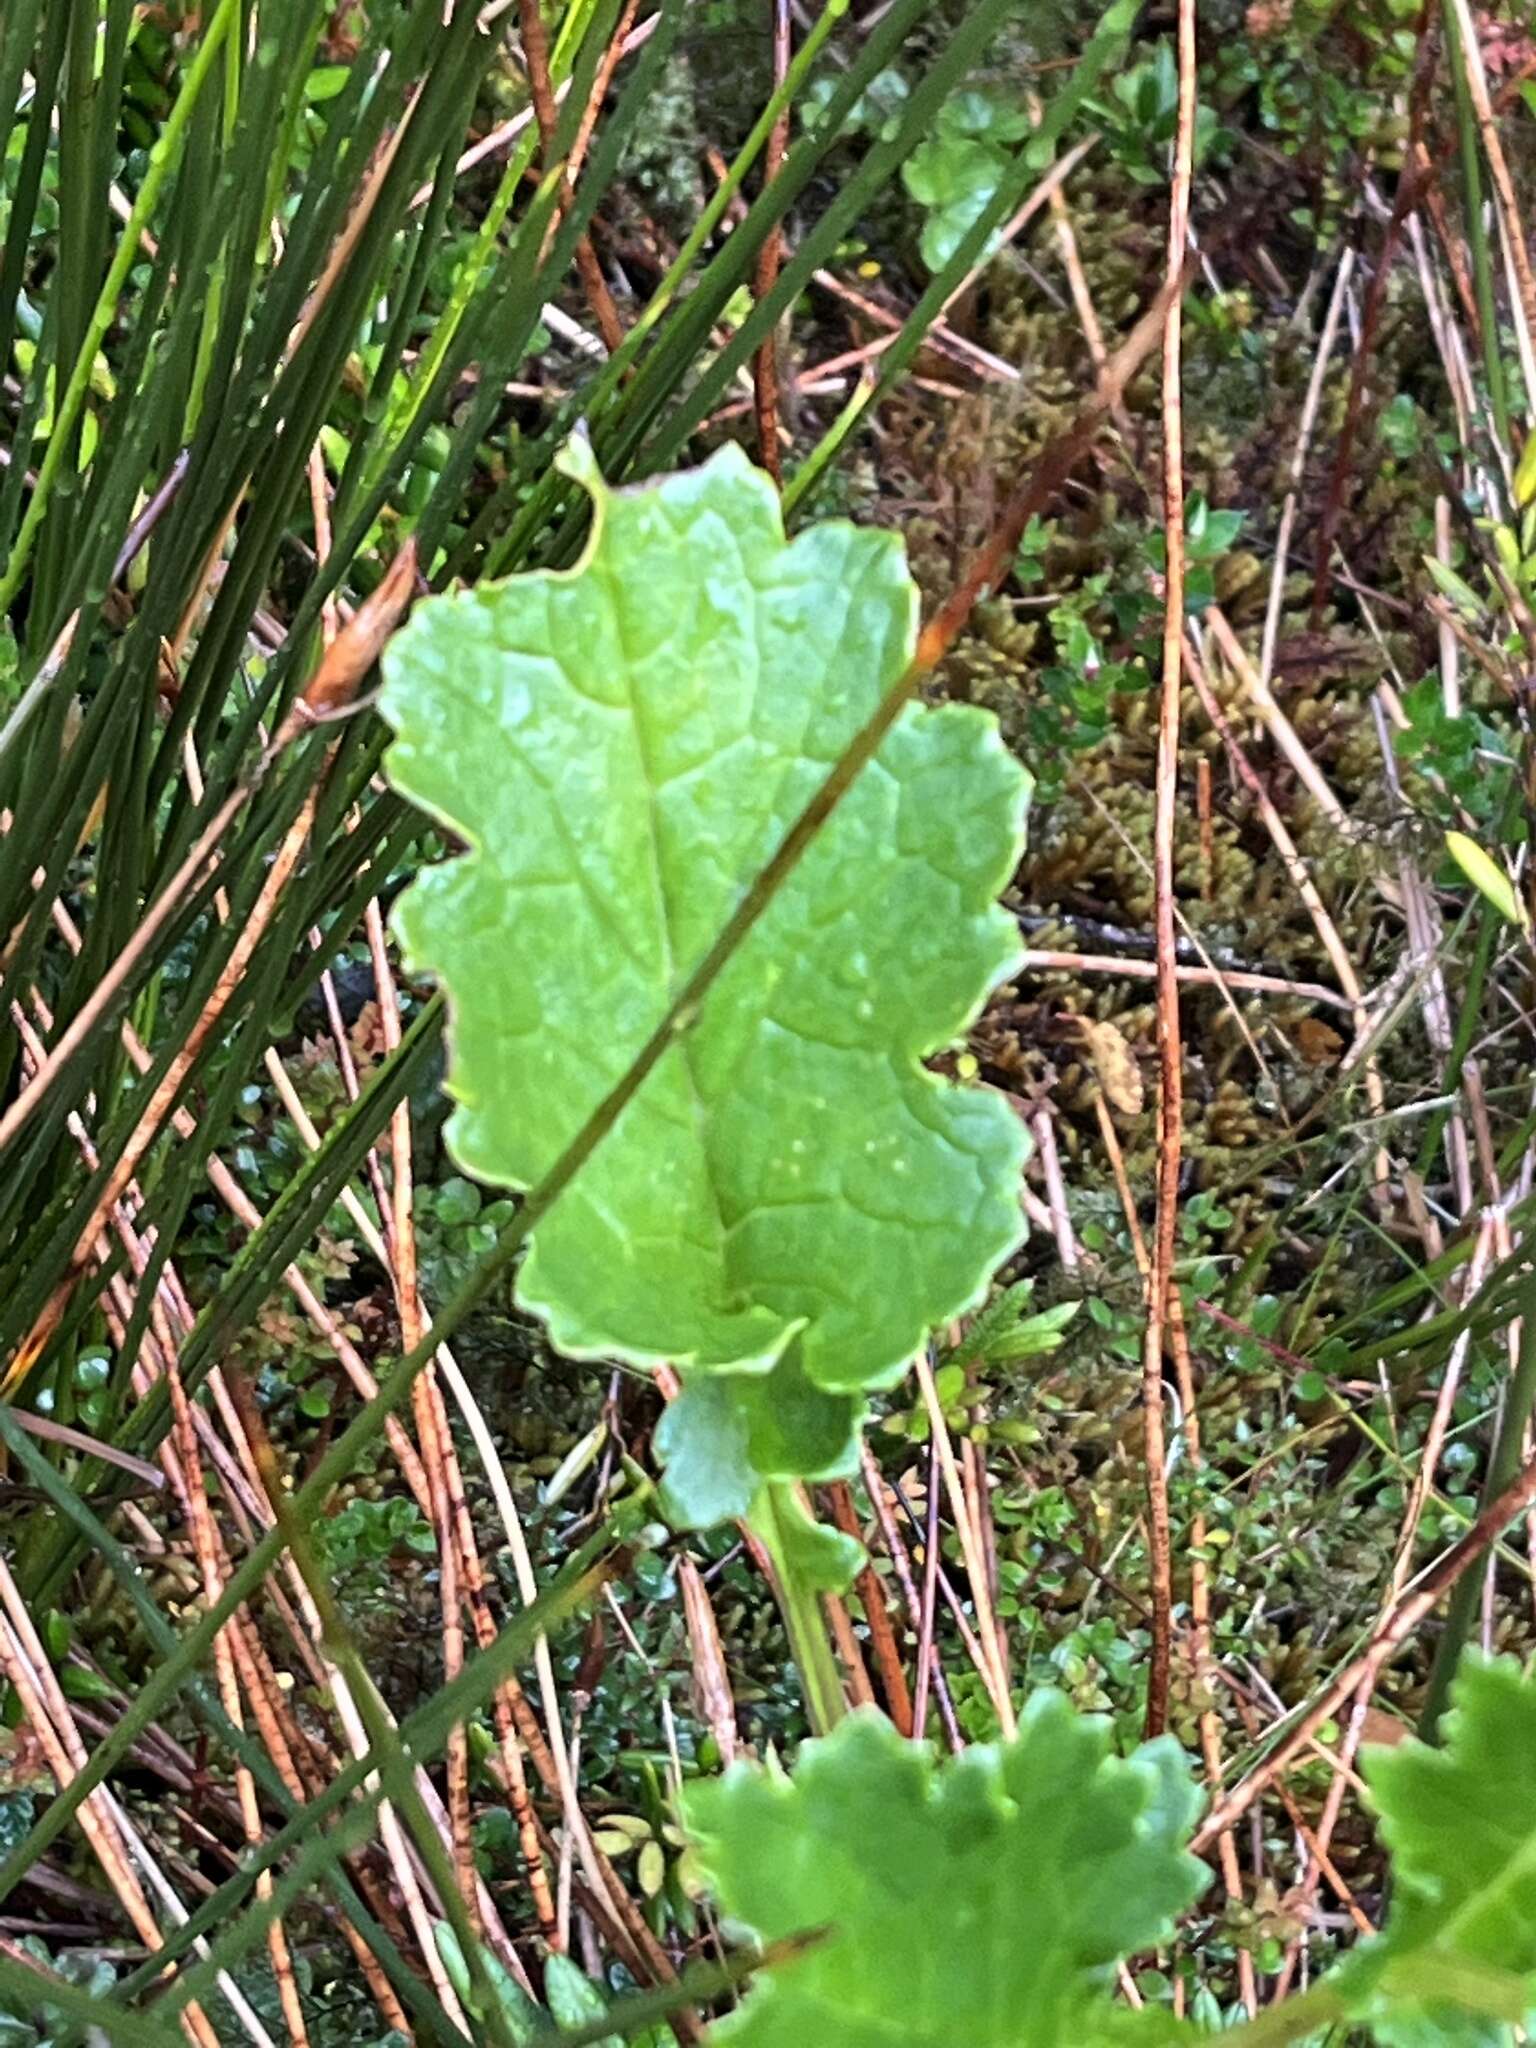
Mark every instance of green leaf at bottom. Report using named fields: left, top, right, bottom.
left=1354, top=1655, right=1536, bottom=2044
left=684, top=1697, right=1205, bottom=2048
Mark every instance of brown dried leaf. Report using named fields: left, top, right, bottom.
left=679, top=1555, right=738, bottom=1766
left=299, top=538, right=418, bottom=723
left=1293, top=1017, right=1343, bottom=1067
left=1360, top=1705, right=1409, bottom=1748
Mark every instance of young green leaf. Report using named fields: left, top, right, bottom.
left=684, top=1698, right=1206, bottom=2048
left=1515, top=428, right=1536, bottom=509
left=434, top=1924, right=542, bottom=2043
left=543, top=1953, right=621, bottom=2048
left=1445, top=831, right=1528, bottom=931
left=1358, top=1656, right=1536, bottom=2042
left=1423, top=555, right=1486, bottom=622
left=381, top=443, right=1029, bottom=1525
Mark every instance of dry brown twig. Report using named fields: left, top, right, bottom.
left=827, top=1481, right=915, bottom=1733
left=752, top=0, right=793, bottom=483
left=1140, top=0, right=1197, bottom=1745
left=1194, top=1427, right=1536, bottom=1855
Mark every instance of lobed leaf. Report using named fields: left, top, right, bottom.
left=1359, top=1656, right=1536, bottom=2044
left=380, top=442, right=1029, bottom=1523
left=683, top=1698, right=1206, bottom=2048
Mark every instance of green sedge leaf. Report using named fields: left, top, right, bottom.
left=684, top=1698, right=1205, bottom=2048
left=1423, top=555, right=1485, bottom=621
left=1445, top=831, right=1527, bottom=929
left=381, top=445, right=1028, bottom=1525
left=1493, top=523, right=1524, bottom=582
left=1514, top=429, right=1536, bottom=509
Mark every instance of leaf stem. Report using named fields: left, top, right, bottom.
left=1215, top=1979, right=1347, bottom=2048
left=753, top=1483, right=846, bottom=1735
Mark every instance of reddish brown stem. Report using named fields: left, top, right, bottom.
left=1141, top=0, right=1197, bottom=1742
left=751, top=0, right=792, bottom=484
left=828, top=1481, right=914, bottom=1733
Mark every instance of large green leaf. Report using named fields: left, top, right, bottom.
left=1358, top=1656, right=1536, bottom=2044
left=683, top=1698, right=1206, bottom=2048
left=380, top=442, right=1029, bottom=1521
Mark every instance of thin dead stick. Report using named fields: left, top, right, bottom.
left=914, top=1445, right=944, bottom=1744
left=961, top=1432, right=1009, bottom=1698
left=1446, top=0, right=1536, bottom=359
left=1141, top=0, right=1197, bottom=1741
left=1207, top=606, right=1349, bottom=831
left=915, top=269, right=1190, bottom=665
left=823, top=1579, right=879, bottom=1709
left=1037, top=107, right=1107, bottom=371
left=828, top=1481, right=914, bottom=1733
left=1020, top=947, right=1355, bottom=1012
left=1390, top=1218, right=1496, bottom=1592
left=810, top=268, right=1020, bottom=384
left=1194, top=1432, right=1536, bottom=1853
left=1182, top=637, right=1390, bottom=1150
left=1257, top=250, right=1355, bottom=690
left=363, top=899, right=478, bottom=1926
left=1102, top=1088, right=1246, bottom=1968
left=6, top=779, right=326, bottom=1386
left=1094, top=1094, right=1149, bottom=1274
left=752, top=0, right=792, bottom=484
left=1215, top=1674, right=1375, bottom=1943
left=915, top=1351, right=1015, bottom=1736
left=1437, top=498, right=1461, bottom=717
left=406, top=15, right=660, bottom=211
left=565, top=0, right=643, bottom=194
left=1407, top=206, right=1480, bottom=456
left=518, top=0, right=624, bottom=352
left=0, top=545, right=414, bottom=1175
left=166, top=1367, right=311, bottom=2048
left=1371, top=696, right=1476, bottom=1216
left=0, top=1569, right=233, bottom=2048
left=1029, top=1106, right=1078, bottom=1271
left=860, top=1447, right=963, bottom=1749
left=291, top=84, right=425, bottom=366
left=1170, top=1303, right=1257, bottom=2016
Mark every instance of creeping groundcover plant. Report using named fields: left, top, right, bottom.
left=382, top=450, right=1536, bottom=2047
